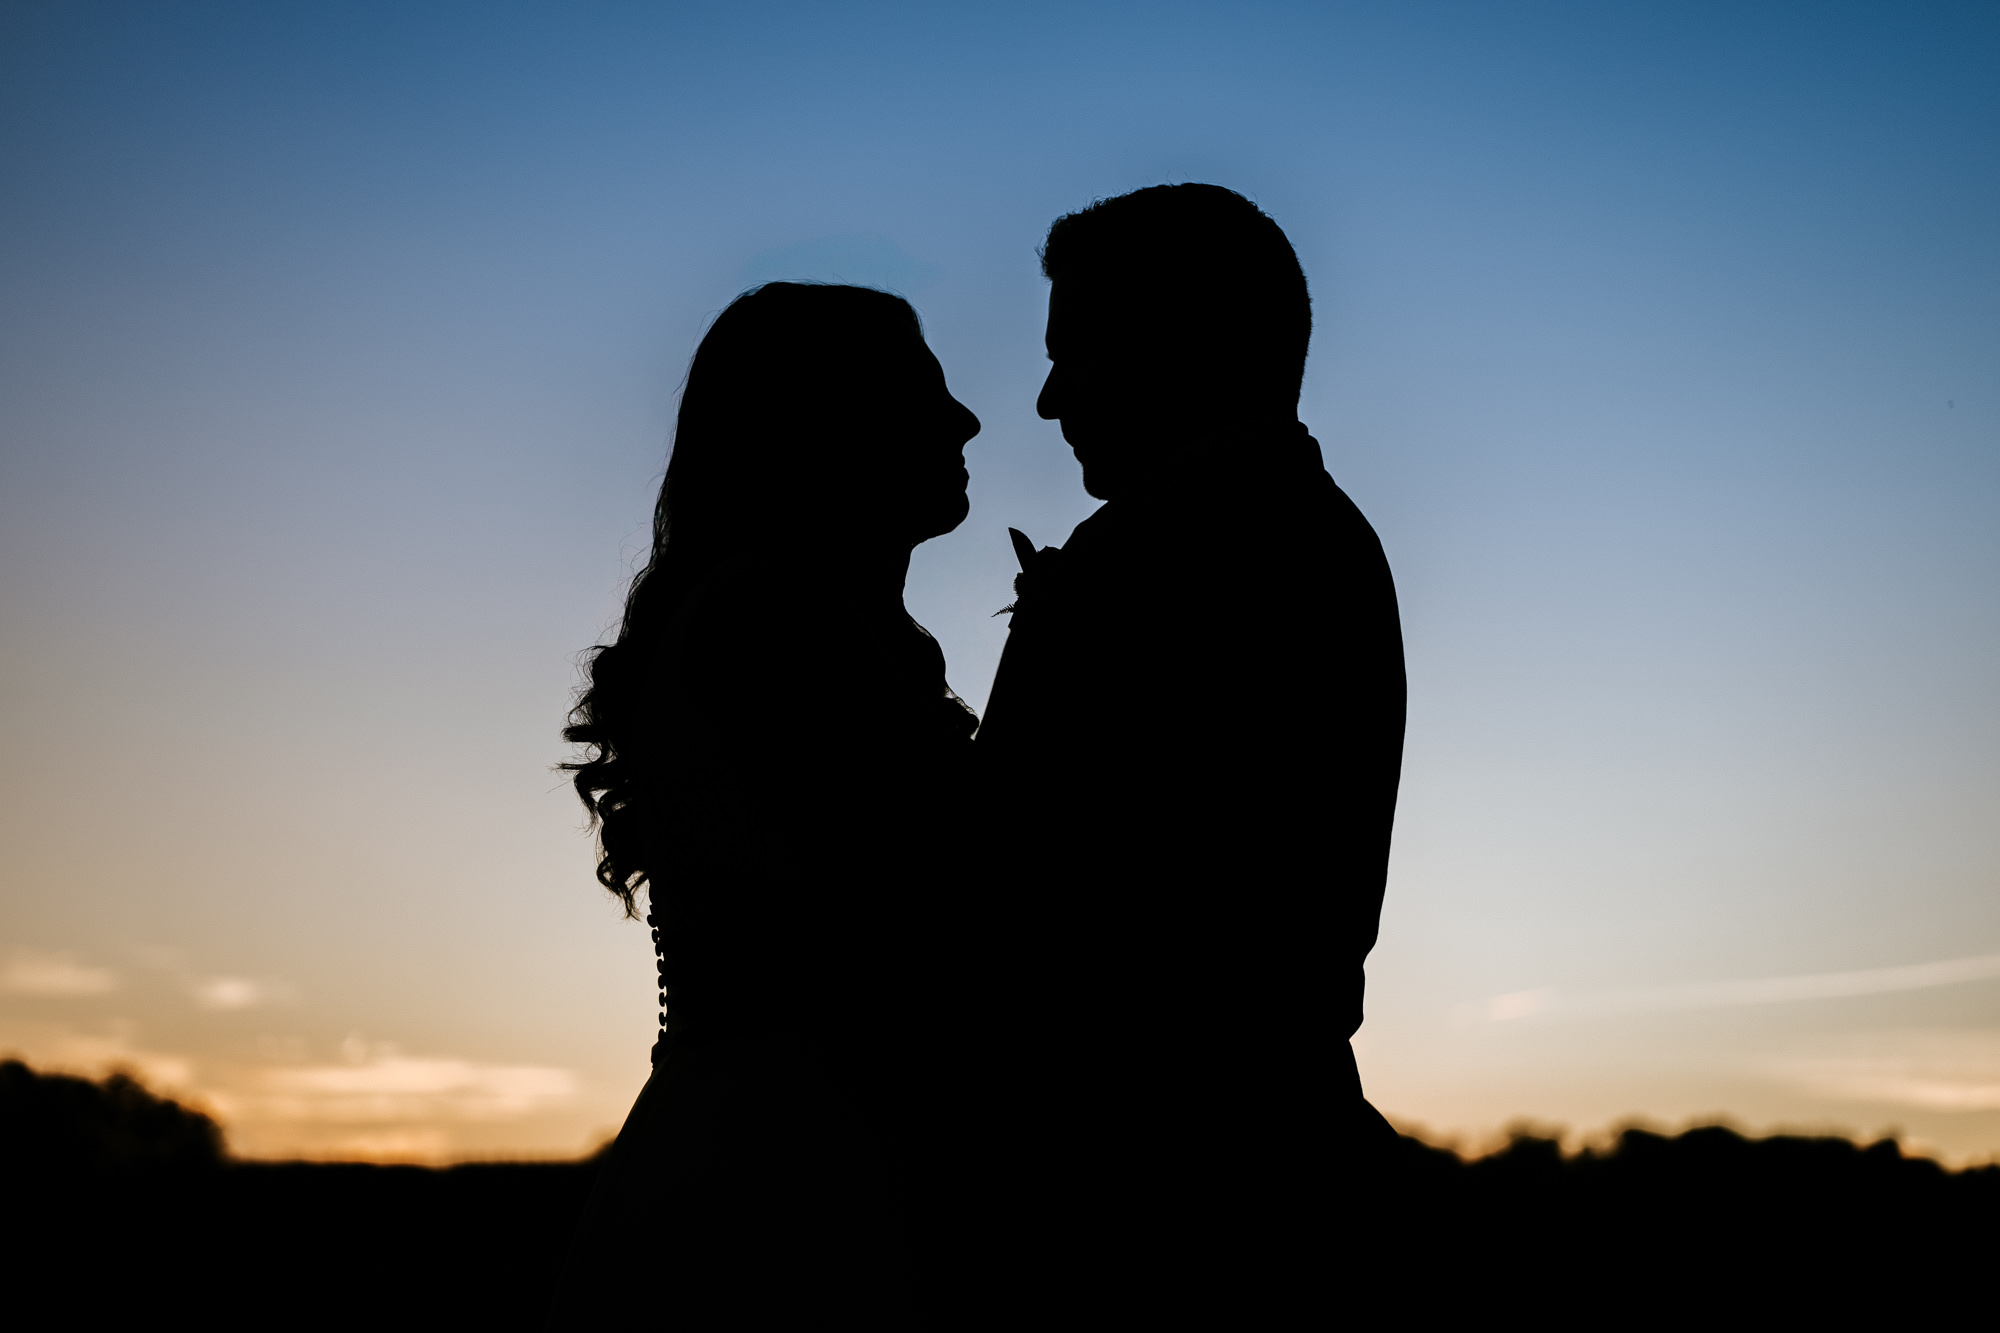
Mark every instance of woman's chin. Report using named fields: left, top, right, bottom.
left=913, top=494, right=971, bottom=544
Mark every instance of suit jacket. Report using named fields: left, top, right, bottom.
left=977, top=423, right=1405, bottom=1162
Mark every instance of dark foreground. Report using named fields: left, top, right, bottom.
left=5, top=1059, right=1995, bottom=1327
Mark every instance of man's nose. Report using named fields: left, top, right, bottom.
left=1036, top=364, right=1062, bottom=421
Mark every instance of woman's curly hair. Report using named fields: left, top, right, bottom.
left=563, top=282, right=923, bottom=916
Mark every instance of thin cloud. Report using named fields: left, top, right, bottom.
left=310, top=1128, right=454, bottom=1162
left=0, top=1023, right=194, bottom=1091
left=1459, top=950, right=2000, bottom=1024
left=191, top=977, right=271, bottom=1011
left=0, top=950, right=117, bottom=997
left=122, top=948, right=291, bottom=1010
left=218, top=1042, right=578, bottom=1125
left=0, top=1023, right=581, bottom=1161
left=1773, top=1031, right=2000, bottom=1112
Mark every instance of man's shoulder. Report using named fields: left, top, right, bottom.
left=1299, top=472, right=1391, bottom=557
left=1166, top=465, right=1384, bottom=559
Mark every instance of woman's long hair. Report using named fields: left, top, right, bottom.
left=563, top=283, right=924, bottom=916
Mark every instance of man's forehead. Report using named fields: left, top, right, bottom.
left=1046, top=279, right=1171, bottom=352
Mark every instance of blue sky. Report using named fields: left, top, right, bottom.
left=2, top=1, right=1996, bottom=1159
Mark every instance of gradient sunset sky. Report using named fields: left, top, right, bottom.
left=2, top=0, right=1996, bottom=1161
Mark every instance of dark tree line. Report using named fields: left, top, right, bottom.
left=4, top=1059, right=1994, bottom=1327
left=1376, top=1123, right=1998, bottom=1319
left=2, top=1060, right=595, bottom=1329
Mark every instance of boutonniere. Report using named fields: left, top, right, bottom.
left=994, top=526, right=1061, bottom=617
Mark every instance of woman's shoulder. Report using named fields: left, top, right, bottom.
left=664, top=554, right=821, bottom=675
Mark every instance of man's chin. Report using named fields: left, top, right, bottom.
left=1069, top=432, right=1146, bottom=501
left=1076, top=453, right=1125, bottom=502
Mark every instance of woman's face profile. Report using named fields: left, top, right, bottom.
left=853, top=332, right=978, bottom=547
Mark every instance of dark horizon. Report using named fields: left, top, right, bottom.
left=3, top=0, right=1997, bottom=1163
left=7, top=1057, right=1995, bottom=1327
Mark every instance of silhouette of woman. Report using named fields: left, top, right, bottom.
left=547, top=283, right=981, bottom=1329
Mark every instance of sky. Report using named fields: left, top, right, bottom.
left=1, top=0, right=1996, bottom=1162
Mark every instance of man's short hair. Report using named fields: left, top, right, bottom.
left=1039, top=183, right=1312, bottom=406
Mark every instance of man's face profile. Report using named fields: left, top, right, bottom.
left=1037, top=279, right=1198, bottom=501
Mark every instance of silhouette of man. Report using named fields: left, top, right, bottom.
left=976, top=184, right=1405, bottom=1321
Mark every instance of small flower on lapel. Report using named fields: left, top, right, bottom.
left=994, top=526, right=1060, bottom=616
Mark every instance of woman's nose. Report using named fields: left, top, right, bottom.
left=952, top=399, right=980, bottom=444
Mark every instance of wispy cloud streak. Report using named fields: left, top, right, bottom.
left=1773, top=1030, right=2000, bottom=1113
left=1462, top=951, right=2000, bottom=1025
left=1, top=951, right=117, bottom=997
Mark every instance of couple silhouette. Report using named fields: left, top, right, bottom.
left=550, top=184, right=1405, bottom=1329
